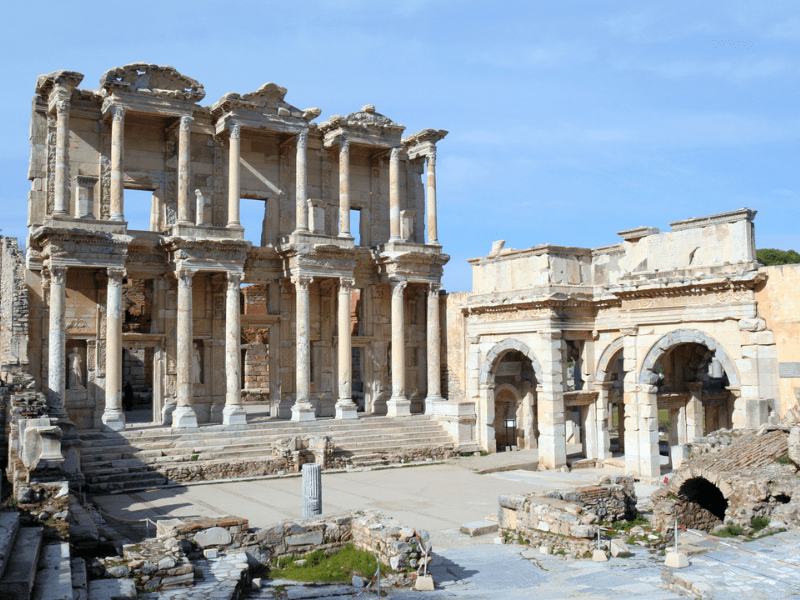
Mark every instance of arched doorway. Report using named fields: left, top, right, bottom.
left=479, top=339, right=541, bottom=453
left=595, top=337, right=627, bottom=462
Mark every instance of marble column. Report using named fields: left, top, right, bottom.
left=389, top=147, right=402, bottom=242
left=338, top=139, right=351, bottom=238
left=425, top=282, right=443, bottom=412
left=268, top=280, right=284, bottom=418
left=53, top=100, right=71, bottom=216
left=426, top=152, right=439, bottom=245
left=47, top=265, right=68, bottom=418
left=109, top=106, right=125, bottom=221
left=295, top=130, right=309, bottom=232
left=686, top=382, right=704, bottom=441
left=387, top=280, right=411, bottom=417
left=177, top=115, right=193, bottom=224
left=292, top=275, right=315, bottom=421
left=173, top=270, right=198, bottom=427
left=227, top=122, right=241, bottom=228
left=223, top=271, right=247, bottom=425
left=336, top=277, right=357, bottom=419
left=594, top=382, right=613, bottom=460
left=102, top=267, right=126, bottom=430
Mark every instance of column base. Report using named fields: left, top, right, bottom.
left=291, top=402, right=316, bottom=422
left=110, top=212, right=124, bottom=222
left=222, top=404, right=248, bottom=425
left=337, top=233, right=354, bottom=240
left=172, top=405, right=199, bottom=428
left=386, top=396, right=411, bottom=417
left=335, top=401, right=358, bottom=420
left=101, top=409, right=126, bottom=431
left=424, top=395, right=444, bottom=414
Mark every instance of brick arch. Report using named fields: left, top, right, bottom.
left=669, top=466, right=735, bottom=501
left=595, top=336, right=625, bottom=382
left=479, top=338, right=542, bottom=388
left=638, top=329, right=740, bottom=387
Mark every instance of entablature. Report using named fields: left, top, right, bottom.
left=319, top=105, right=405, bottom=150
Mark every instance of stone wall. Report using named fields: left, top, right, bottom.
left=498, top=475, right=636, bottom=557
left=0, top=237, right=29, bottom=374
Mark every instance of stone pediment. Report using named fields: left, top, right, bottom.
left=211, top=83, right=321, bottom=123
left=320, top=104, right=405, bottom=134
left=99, top=63, right=205, bottom=103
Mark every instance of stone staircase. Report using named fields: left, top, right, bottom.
left=79, top=415, right=455, bottom=493
left=0, top=512, right=73, bottom=600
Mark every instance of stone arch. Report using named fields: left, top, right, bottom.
left=638, top=329, right=740, bottom=387
left=479, top=338, right=542, bottom=388
left=595, top=336, right=625, bottom=382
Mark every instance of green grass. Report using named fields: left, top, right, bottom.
left=751, top=516, right=769, bottom=533
left=269, top=544, right=381, bottom=582
left=775, top=455, right=793, bottom=465
left=603, top=514, right=649, bottom=537
left=716, top=524, right=745, bottom=538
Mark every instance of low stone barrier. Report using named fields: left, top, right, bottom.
left=498, top=476, right=637, bottom=558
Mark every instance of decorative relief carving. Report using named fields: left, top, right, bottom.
left=99, top=63, right=205, bottom=102
left=66, top=319, right=89, bottom=331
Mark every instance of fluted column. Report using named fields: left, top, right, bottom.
left=53, top=100, right=71, bottom=216
left=173, top=269, right=198, bottom=427
left=338, top=139, right=351, bottom=238
left=389, top=147, right=402, bottom=242
left=227, top=122, right=241, bottom=228
left=336, top=277, right=357, bottom=419
left=47, top=265, right=68, bottom=418
left=102, top=267, right=126, bottom=430
left=223, top=271, right=247, bottom=425
left=426, top=152, right=439, bottom=244
left=295, top=130, right=309, bottom=232
left=177, top=115, right=193, bottom=224
left=425, top=282, right=443, bottom=412
left=387, top=280, right=411, bottom=417
left=292, top=275, right=315, bottom=421
left=109, top=106, right=125, bottom=221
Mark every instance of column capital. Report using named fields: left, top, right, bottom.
left=227, top=270, right=244, bottom=288
left=175, top=269, right=195, bottom=286
left=390, top=280, right=407, bottom=296
left=55, top=100, right=70, bottom=116
left=428, top=282, right=442, bottom=298
left=111, top=105, right=126, bottom=123
left=390, top=146, right=402, bottom=161
left=179, top=115, right=194, bottom=132
left=296, top=129, right=309, bottom=147
left=426, top=151, right=437, bottom=167
left=292, top=274, right=313, bottom=290
left=107, top=267, right=126, bottom=286
left=339, top=137, right=350, bottom=152
left=229, top=121, right=241, bottom=138
left=339, top=277, right=355, bottom=292
left=49, top=264, right=68, bottom=285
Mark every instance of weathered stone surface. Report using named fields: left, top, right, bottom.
left=87, top=578, right=136, bottom=600
left=193, top=526, right=231, bottom=547
left=460, top=521, right=499, bottom=537
left=286, top=531, right=323, bottom=546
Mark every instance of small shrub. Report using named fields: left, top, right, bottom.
left=190, top=453, right=199, bottom=461
left=751, top=516, right=769, bottom=533
left=716, top=524, right=745, bottom=538
left=480, top=451, right=489, bottom=456
left=775, top=455, right=793, bottom=465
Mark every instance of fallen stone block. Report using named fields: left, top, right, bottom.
left=87, top=578, right=136, bottom=599
left=460, top=521, right=499, bottom=537
left=609, top=539, right=630, bottom=557
left=592, top=549, right=608, bottom=562
left=415, top=575, right=435, bottom=591
left=665, top=551, right=689, bottom=569
left=194, top=526, right=232, bottom=547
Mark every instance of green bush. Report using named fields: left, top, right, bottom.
left=751, top=516, right=769, bottom=533
left=270, top=544, right=380, bottom=582
left=716, top=524, right=745, bottom=538
left=757, top=248, right=800, bottom=266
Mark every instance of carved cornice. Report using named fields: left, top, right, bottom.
left=99, top=63, right=205, bottom=103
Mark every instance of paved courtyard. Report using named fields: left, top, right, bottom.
left=92, top=457, right=800, bottom=599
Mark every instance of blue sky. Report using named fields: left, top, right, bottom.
left=1, top=1, right=797, bottom=291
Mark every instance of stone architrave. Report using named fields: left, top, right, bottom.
left=336, top=277, right=357, bottom=419
left=223, top=271, right=247, bottom=425
left=425, top=282, right=443, bottom=412
left=292, top=275, right=315, bottom=421
left=109, top=106, right=125, bottom=221
left=102, top=267, right=126, bottom=430
left=173, top=270, right=198, bottom=428
left=387, top=280, right=411, bottom=417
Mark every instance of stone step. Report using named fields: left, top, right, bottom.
left=0, top=512, right=21, bottom=580
left=87, top=474, right=168, bottom=492
left=0, top=527, right=43, bottom=600
left=32, top=542, right=72, bottom=600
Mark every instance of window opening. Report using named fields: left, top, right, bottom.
left=350, top=209, right=361, bottom=245
left=240, top=199, right=266, bottom=247
left=124, top=189, right=156, bottom=232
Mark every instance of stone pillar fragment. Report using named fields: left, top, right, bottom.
left=637, top=384, right=661, bottom=478
left=53, top=101, right=71, bottom=216
left=594, top=382, right=612, bottom=461
left=338, top=139, right=351, bottom=238
left=173, top=270, right=198, bottom=428
left=102, top=268, right=126, bottom=431
left=223, top=271, right=246, bottom=425
left=686, top=382, right=704, bottom=442
left=302, top=462, right=322, bottom=518
left=538, top=332, right=567, bottom=469
left=295, top=130, right=309, bottom=232
left=109, top=106, right=125, bottom=221
left=292, top=275, right=315, bottom=421
left=227, top=122, right=241, bottom=228
left=389, top=147, right=401, bottom=242
left=426, top=152, right=439, bottom=244
left=425, top=283, right=443, bottom=412
left=336, top=277, right=357, bottom=419
left=177, top=115, right=193, bottom=224
left=387, top=280, right=410, bottom=417
left=47, top=266, right=68, bottom=418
